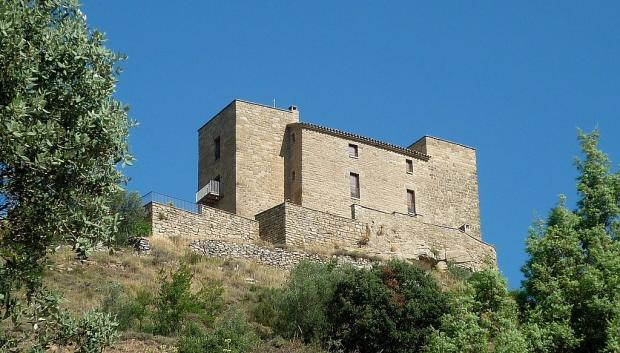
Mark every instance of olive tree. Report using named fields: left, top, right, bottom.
left=0, top=0, right=132, bottom=350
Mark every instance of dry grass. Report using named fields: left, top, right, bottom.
left=44, top=236, right=288, bottom=314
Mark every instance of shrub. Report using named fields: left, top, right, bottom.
left=109, top=190, right=151, bottom=246
left=270, top=261, right=343, bottom=342
left=99, top=282, right=153, bottom=332
left=153, top=263, right=224, bottom=336
left=177, top=308, right=259, bottom=353
left=327, top=260, right=449, bottom=353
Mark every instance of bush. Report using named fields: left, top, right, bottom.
left=153, top=263, right=223, bottom=336
left=100, top=282, right=153, bottom=332
left=268, top=261, right=343, bottom=342
left=327, top=260, right=449, bottom=353
left=177, top=308, right=259, bottom=353
left=109, top=190, right=151, bottom=246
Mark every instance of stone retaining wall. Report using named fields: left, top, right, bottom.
left=189, top=239, right=374, bottom=270
left=257, top=202, right=495, bottom=271
left=146, top=202, right=258, bottom=241
left=351, top=204, right=496, bottom=271
left=255, top=203, right=286, bottom=244
left=283, top=202, right=365, bottom=247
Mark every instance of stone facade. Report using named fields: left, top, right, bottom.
left=286, top=124, right=481, bottom=239
left=198, top=100, right=299, bottom=219
left=146, top=202, right=258, bottom=241
left=189, top=99, right=493, bottom=270
left=198, top=103, right=237, bottom=214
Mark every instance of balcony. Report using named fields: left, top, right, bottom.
left=196, top=180, right=222, bottom=205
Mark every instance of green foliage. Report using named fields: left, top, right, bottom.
left=153, top=263, right=224, bottom=336
left=270, top=261, right=342, bottom=342
left=177, top=308, right=259, bottom=353
left=327, top=260, right=449, bottom=353
left=99, top=282, right=153, bottom=332
left=521, top=129, right=620, bottom=353
left=109, top=189, right=151, bottom=246
left=0, top=290, right=118, bottom=352
left=446, top=261, right=473, bottom=281
left=67, top=310, right=120, bottom=353
left=424, top=270, right=528, bottom=353
left=0, top=0, right=132, bottom=350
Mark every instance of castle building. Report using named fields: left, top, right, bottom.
left=149, top=98, right=496, bottom=270
left=198, top=99, right=482, bottom=239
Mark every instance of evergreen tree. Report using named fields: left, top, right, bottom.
left=521, top=130, right=620, bottom=353
left=424, top=270, right=528, bottom=353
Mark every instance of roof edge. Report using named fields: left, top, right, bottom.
left=290, top=122, right=431, bottom=161
left=198, top=99, right=295, bottom=132
left=408, top=135, right=476, bottom=151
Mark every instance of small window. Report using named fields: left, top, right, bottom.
left=406, top=159, right=413, bottom=173
left=348, top=144, right=358, bottom=158
left=350, top=173, right=360, bottom=199
left=214, top=136, right=221, bottom=160
left=407, top=189, right=416, bottom=215
left=291, top=132, right=296, bottom=143
left=291, top=170, right=296, bottom=181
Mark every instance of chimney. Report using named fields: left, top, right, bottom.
left=288, top=105, right=298, bottom=112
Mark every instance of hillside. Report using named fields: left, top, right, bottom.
left=43, top=236, right=462, bottom=353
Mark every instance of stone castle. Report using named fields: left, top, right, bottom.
left=146, top=99, right=496, bottom=270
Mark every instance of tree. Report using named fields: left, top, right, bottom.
left=108, top=190, right=151, bottom=246
left=521, top=130, right=620, bottom=353
left=327, top=260, right=449, bottom=353
left=0, top=0, right=132, bottom=349
left=424, top=270, right=528, bottom=353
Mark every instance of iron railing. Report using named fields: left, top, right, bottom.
left=141, top=191, right=199, bottom=214
left=195, top=180, right=221, bottom=203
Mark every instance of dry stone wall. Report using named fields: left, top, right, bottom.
left=146, top=202, right=258, bottom=241
left=189, top=239, right=374, bottom=270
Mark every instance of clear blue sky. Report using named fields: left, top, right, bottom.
left=82, top=1, right=620, bottom=288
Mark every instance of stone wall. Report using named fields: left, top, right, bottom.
left=352, top=204, right=495, bottom=271
left=146, top=202, right=258, bottom=241
left=198, top=102, right=237, bottom=213
left=291, top=128, right=482, bottom=239
left=189, top=239, right=374, bottom=270
left=235, top=100, right=299, bottom=218
left=255, top=203, right=286, bottom=244
left=283, top=201, right=365, bottom=248
left=256, top=201, right=494, bottom=271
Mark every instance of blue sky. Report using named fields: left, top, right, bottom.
left=82, top=1, right=620, bottom=288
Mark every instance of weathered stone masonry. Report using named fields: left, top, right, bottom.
left=254, top=201, right=495, bottom=271
left=156, top=98, right=499, bottom=271
left=146, top=202, right=258, bottom=241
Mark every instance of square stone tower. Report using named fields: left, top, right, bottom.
left=197, top=100, right=299, bottom=219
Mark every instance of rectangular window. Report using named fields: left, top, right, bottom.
left=214, top=136, right=221, bottom=160
left=291, top=170, right=296, bottom=181
left=350, top=173, right=360, bottom=199
left=291, top=132, right=296, bottom=143
left=407, top=189, right=416, bottom=215
left=348, top=144, right=358, bottom=158
left=406, top=159, right=413, bottom=173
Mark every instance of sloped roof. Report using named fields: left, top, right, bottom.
left=289, top=122, right=431, bottom=161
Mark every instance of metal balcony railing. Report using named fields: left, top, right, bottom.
left=195, top=180, right=222, bottom=204
left=141, top=192, right=199, bottom=214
